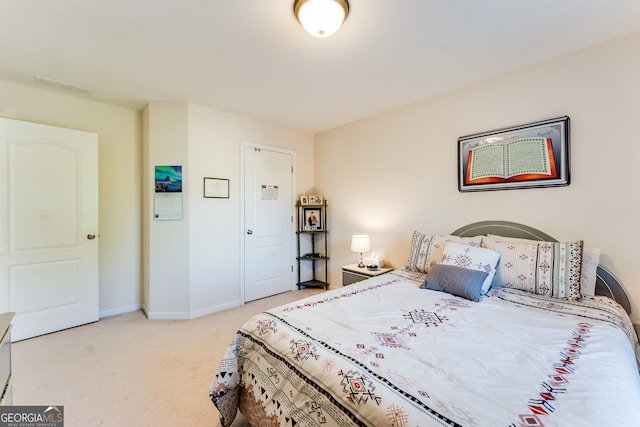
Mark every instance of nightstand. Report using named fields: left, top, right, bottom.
left=0, top=312, right=14, bottom=406
left=342, top=263, right=393, bottom=286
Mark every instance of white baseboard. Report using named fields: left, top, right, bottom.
left=99, top=304, right=141, bottom=319
left=139, top=300, right=243, bottom=320
left=144, top=310, right=191, bottom=320
left=189, top=300, right=242, bottom=319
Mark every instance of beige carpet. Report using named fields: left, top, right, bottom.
left=11, top=288, right=324, bottom=427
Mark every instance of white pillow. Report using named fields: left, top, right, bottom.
left=580, top=247, right=600, bottom=297
left=406, top=231, right=483, bottom=274
left=486, top=234, right=598, bottom=297
left=440, top=242, right=502, bottom=294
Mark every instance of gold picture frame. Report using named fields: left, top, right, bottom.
left=203, top=177, right=230, bottom=198
left=307, top=194, right=324, bottom=205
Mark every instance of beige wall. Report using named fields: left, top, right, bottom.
left=186, top=103, right=315, bottom=314
left=0, top=82, right=315, bottom=321
left=315, top=32, right=640, bottom=322
left=143, top=102, right=315, bottom=318
left=0, top=80, right=142, bottom=317
left=3, top=31, right=639, bottom=323
left=0, top=83, right=315, bottom=321
left=142, top=103, right=190, bottom=317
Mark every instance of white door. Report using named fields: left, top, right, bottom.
left=243, top=144, right=294, bottom=302
left=0, top=117, right=99, bottom=341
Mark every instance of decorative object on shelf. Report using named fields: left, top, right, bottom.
left=296, top=200, right=329, bottom=289
left=307, top=194, right=324, bottom=205
left=293, top=0, right=349, bottom=38
left=302, top=207, right=323, bottom=231
left=458, top=116, right=570, bottom=192
left=300, top=194, right=324, bottom=206
left=351, top=235, right=371, bottom=268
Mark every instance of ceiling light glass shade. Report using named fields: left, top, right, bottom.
left=294, top=0, right=349, bottom=38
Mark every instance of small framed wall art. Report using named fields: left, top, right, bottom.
left=203, top=177, right=230, bottom=198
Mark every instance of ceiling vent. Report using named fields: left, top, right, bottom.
left=34, top=75, right=95, bottom=95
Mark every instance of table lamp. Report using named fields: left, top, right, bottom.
left=351, top=235, right=371, bottom=268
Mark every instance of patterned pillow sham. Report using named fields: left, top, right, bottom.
left=406, top=231, right=482, bottom=273
left=486, top=234, right=599, bottom=297
left=421, top=263, right=488, bottom=302
left=482, top=236, right=584, bottom=300
left=440, top=242, right=502, bottom=294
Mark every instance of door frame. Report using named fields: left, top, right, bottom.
left=240, top=140, right=297, bottom=304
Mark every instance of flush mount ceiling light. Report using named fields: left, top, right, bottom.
left=293, top=0, right=350, bottom=38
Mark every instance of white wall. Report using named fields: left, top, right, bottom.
left=187, top=103, right=314, bottom=315
left=315, top=32, right=640, bottom=322
left=142, top=103, right=190, bottom=318
left=143, top=102, right=315, bottom=318
left=0, top=83, right=314, bottom=322
left=0, top=80, right=142, bottom=317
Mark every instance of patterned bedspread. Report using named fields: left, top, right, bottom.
left=210, top=269, right=640, bottom=426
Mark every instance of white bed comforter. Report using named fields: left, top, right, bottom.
left=210, top=270, right=640, bottom=427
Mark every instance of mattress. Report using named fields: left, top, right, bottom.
left=211, top=269, right=640, bottom=426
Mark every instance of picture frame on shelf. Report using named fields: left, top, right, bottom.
left=302, top=207, right=323, bottom=231
left=299, top=195, right=309, bottom=206
left=307, top=194, right=324, bottom=205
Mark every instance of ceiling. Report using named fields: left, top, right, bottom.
left=2, top=1, right=640, bottom=133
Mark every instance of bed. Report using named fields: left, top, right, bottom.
left=210, top=221, right=640, bottom=426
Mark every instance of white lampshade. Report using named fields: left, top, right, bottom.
left=294, top=0, right=350, bottom=38
left=351, top=235, right=371, bottom=253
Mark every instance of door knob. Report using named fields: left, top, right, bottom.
left=87, top=233, right=96, bottom=240
left=247, top=229, right=253, bottom=235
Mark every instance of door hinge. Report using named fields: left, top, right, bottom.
left=291, top=166, right=294, bottom=173
left=291, top=265, right=294, bottom=272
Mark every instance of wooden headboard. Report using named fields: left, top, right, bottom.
left=451, top=220, right=632, bottom=314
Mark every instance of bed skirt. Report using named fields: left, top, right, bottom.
left=238, top=386, right=277, bottom=427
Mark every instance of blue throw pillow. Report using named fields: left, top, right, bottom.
left=420, top=263, right=488, bottom=302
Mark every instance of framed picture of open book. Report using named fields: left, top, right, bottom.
left=458, top=116, right=570, bottom=192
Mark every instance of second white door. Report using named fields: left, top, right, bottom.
left=243, top=144, right=294, bottom=302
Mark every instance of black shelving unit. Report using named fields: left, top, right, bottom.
left=296, top=200, right=329, bottom=289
